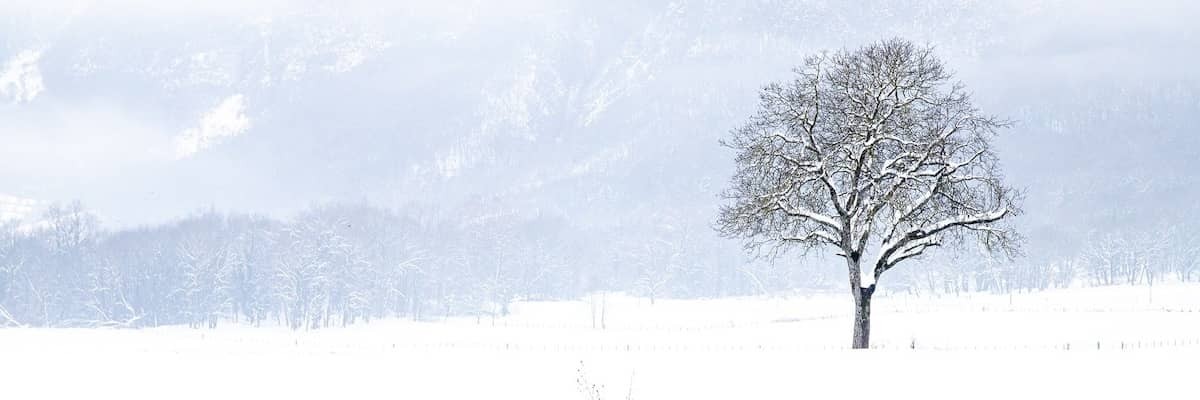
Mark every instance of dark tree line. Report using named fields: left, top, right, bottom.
left=1, top=199, right=1194, bottom=330
left=0, top=201, right=765, bottom=329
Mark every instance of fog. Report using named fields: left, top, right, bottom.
left=1, top=0, right=1199, bottom=324
left=2, top=0, right=1194, bottom=222
left=4, top=2, right=1200, bottom=399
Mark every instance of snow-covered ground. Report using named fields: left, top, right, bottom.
left=3, top=284, right=1198, bottom=399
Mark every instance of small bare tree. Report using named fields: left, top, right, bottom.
left=717, top=38, right=1021, bottom=349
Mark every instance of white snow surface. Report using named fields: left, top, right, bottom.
left=3, top=284, right=1199, bottom=399
left=174, top=94, right=251, bottom=159
left=0, top=49, right=44, bottom=104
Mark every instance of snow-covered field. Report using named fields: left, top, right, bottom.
left=3, top=284, right=1199, bottom=399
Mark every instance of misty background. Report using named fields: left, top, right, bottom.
left=1, top=0, right=1198, bottom=328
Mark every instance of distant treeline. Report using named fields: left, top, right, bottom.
left=0, top=201, right=755, bottom=329
left=0, top=202, right=1195, bottom=329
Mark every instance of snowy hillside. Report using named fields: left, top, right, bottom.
left=3, top=0, right=1198, bottom=234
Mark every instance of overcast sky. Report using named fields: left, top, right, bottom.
left=1, top=0, right=1197, bottom=230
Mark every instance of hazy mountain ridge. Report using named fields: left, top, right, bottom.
left=1, top=0, right=1197, bottom=260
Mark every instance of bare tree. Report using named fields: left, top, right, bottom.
left=42, top=201, right=101, bottom=324
left=717, top=38, right=1021, bottom=349
left=0, top=221, right=27, bottom=327
left=1167, top=228, right=1200, bottom=283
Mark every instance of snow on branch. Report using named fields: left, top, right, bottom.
left=719, top=38, right=1021, bottom=281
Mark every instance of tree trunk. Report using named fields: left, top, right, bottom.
left=852, top=285, right=875, bottom=349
